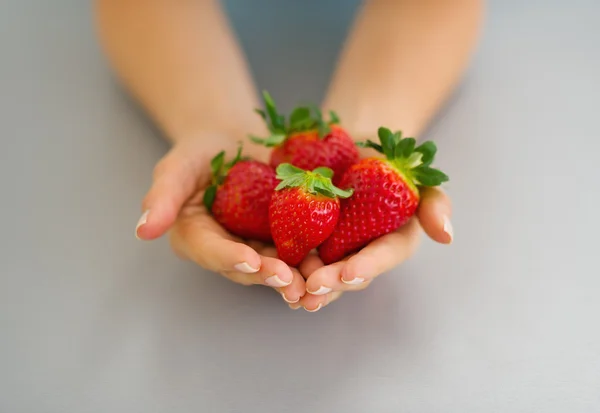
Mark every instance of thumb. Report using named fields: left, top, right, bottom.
left=416, top=186, right=453, bottom=244
left=135, top=142, right=211, bottom=240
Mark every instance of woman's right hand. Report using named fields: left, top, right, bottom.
left=134, top=134, right=307, bottom=305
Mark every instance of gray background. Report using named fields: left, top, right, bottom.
left=1, top=0, right=599, bottom=412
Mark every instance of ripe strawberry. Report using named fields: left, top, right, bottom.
left=269, top=163, right=353, bottom=267
left=318, top=127, right=449, bottom=264
left=203, top=146, right=277, bottom=243
left=250, top=91, right=359, bottom=184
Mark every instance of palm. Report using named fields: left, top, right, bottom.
left=137, top=138, right=452, bottom=312
left=170, top=185, right=307, bottom=301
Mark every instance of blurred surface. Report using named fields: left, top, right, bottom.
left=1, top=0, right=599, bottom=412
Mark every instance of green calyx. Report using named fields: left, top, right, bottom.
left=203, top=144, right=248, bottom=211
left=357, top=127, right=449, bottom=187
left=275, top=163, right=353, bottom=199
left=250, top=90, right=340, bottom=147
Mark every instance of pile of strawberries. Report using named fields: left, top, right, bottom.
left=204, top=91, right=449, bottom=267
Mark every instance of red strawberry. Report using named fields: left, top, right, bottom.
left=269, top=163, right=353, bottom=267
left=203, top=147, right=277, bottom=243
left=318, top=127, right=449, bottom=264
left=250, top=91, right=359, bottom=184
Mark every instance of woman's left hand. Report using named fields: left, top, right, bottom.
left=290, top=186, right=453, bottom=312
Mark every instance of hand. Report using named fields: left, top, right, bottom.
left=292, top=187, right=453, bottom=312
left=134, top=135, right=306, bottom=304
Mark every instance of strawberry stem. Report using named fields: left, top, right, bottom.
left=275, top=163, right=353, bottom=199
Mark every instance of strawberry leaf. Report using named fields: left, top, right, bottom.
left=310, top=106, right=332, bottom=138
left=252, top=90, right=344, bottom=147
left=413, top=166, right=449, bottom=186
left=328, top=184, right=353, bottom=199
left=262, top=91, right=286, bottom=133
left=414, top=141, right=437, bottom=167
left=249, top=133, right=286, bottom=147
left=395, top=137, right=415, bottom=159
left=210, top=151, right=225, bottom=178
left=203, top=185, right=218, bottom=211
left=329, top=110, right=340, bottom=124
left=276, top=163, right=305, bottom=179
left=254, top=108, right=267, bottom=120
left=249, top=135, right=266, bottom=144
left=393, top=131, right=403, bottom=145
left=318, top=122, right=331, bottom=138
left=356, top=139, right=384, bottom=153
left=289, top=107, right=313, bottom=130
left=313, top=178, right=353, bottom=199
left=313, top=180, right=335, bottom=198
left=274, top=163, right=353, bottom=198
left=312, top=167, right=333, bottom=179
left=275, top=175, right=304, bottom=191
left=369, top=125, right=449, bottom=188
left=225, top=144, right=244, bottom=168
left=204, top=146, right=253, bottom=212
left=403, top=138, right=416, bottom=158
left=377, top=127, right=396, bottom=160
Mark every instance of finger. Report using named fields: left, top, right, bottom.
left=222, top=255, right=294, bottom=287
left=298, top=252, right=325, bottom=279
left=292, top=291, right=343, bottom=312
left=258, top=256, right=294, bottom=287
left=417, top=186, right=453, bottom=244
left=255, top=245, right=278, bottom=259
left=278, top=268, right=307, bottom=304
left=136, top=142, right=211, bottom=241
left=340, top=218, right=421, bottom=284
left=305, top=259, right=372, bottom=295
left=170, top=210, right=262, bottom=274
left=251, top=246, right=307, bottom=302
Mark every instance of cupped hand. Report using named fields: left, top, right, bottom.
left=292, top=186, right=453, bottom=312
left=134, top=135, right=306, bottom=304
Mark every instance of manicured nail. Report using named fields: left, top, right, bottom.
left=443, top=215, right=454, bottom=243
left=289, top=303, right=302, bottom=310
left=305, top=303, right=323, bottom=313
left=265, top=275, right=291, bottom=288
left=135, top=210, right=150, bottom=239
left=307, top=286, right=332, bottom=295
left=234, top=262, right=259, bottom=273
left=281, top=293, right=300, bottom=304
left=342, top=277, right=365, bottom=286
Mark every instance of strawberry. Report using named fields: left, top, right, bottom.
left=203, top=146, right=278, bottom=243
left=250, top=91, right=359, bottom=184
left=318, top=127, right=449, bottom=264
left=269, top=163, right=353, bottom=267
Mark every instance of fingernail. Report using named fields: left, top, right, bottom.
left=342, top=277, right=365, bottom=285
left=307, top=286, right=332, bottom=295
left=135, top=210, right=150, bottom=239
left=234, top=262, right=259, bottom=273
left=265, top=275, right=291, bottom=288
left=443, top=215, right=454, bottom=243
left=305, top=303, right=323, bottom=313
left=282, top=293, right=300, bottom=304
left=289, top=303, right=302, bottom=310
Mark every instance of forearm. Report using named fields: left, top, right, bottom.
left=95, top=0, right=263, bottom=144
left=323, top=0, right=484, bottom=138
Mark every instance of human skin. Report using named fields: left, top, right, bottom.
left=95, top=0, right=483, bottom=310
